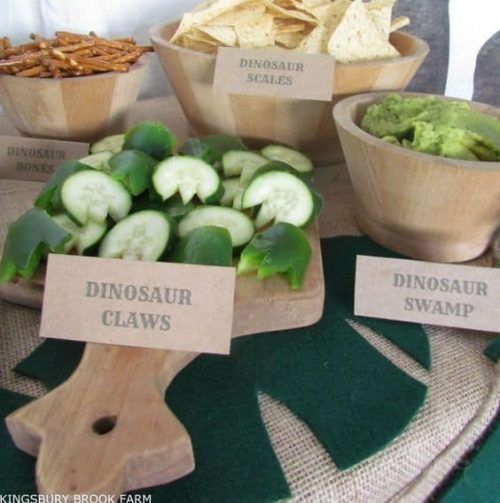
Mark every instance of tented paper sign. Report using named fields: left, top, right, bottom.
left=0, top=136, right=89, bottom=182
left=41, top=255, right=236, bottom=354
left=355, top=256, right=499, bottom=332
left=214, top=47, right=335, bottom=101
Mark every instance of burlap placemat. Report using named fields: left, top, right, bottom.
left=0, top=101, right=498, bottom=502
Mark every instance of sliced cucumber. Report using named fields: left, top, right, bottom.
left=232, top=189, right=244, bottom=211
left=90, top=134, right=125, bottom=155
left=153, top=156, right=223, bottom=205
left=261, top=145, right=313, bottom=173
left=242, top=171, right=314, bottom=228
left=178, top=206, right=255, bottom=248
left=222, top=150, right=268, bottom=180
left=52, top=214, right=107, bottom=255
left=99, top=210, right=171, bottom=261
left=220, top=178, right=240, bottom=207
left=61, top=170, right=132, bottom=225
left=79, top=151, right=113, bottom=172
left=220, top=178, right=245, bottom=210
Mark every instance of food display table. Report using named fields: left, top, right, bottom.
left=0, top=97, right=498, bottom=502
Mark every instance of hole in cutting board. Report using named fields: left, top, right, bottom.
left=92, top=415, right=117, bottom=435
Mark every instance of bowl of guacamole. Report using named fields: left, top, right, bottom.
left=333, top=92, right=500, bottom=263
left=361, top=94, right=500, bottom=162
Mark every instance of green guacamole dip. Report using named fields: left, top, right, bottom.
left=361, top=94, right=500, bottom=161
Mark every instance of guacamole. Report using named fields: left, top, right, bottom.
left=361, top=94, right=500, bottom=161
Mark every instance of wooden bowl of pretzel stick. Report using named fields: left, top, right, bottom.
left=0, top=32, right=152, bottom=142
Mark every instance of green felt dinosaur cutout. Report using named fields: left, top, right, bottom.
left=484, top=337, right=500, bottom=362
left=10, top=236, right=430, bottom=501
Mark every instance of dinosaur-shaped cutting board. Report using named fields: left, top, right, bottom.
left=0, top=224, right=324, bottom=498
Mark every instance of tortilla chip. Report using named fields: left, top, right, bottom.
left=206, top=2, right=266, bottom=25
left=297, top=25, right=330, bottom=53
left=262, top=0, right=319, bottom=24
left=275, top=31, right=305, bottom=48
left=235, top=12, right=275, bottom=48
left=305, top=0, right=350, bottom=26
left=274, top=18, right=307, bottom=33
left=198, top=25, right=238, bottom=45
left=187, top=28, right=220, bottom=45
left=170, top=0, right=249, bottom=41
left=390, top=16, right=410, bottom=32
left=367, top=0, right=397, bottom=39
left=179, top=34, right=218, bottom=53
left=327, top=0, right=400, bottom=63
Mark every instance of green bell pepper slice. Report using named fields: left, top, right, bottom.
left=109, top=150, right=157, bottom=196
left=237, top=222, right=312, bottom=290
left=180, top=135, right=248, bottom=165
left=123, top=121, right=176, bottom=161
left=171, top=226, right=233, bottom=267
left=0, top=209, right=71, bottom=282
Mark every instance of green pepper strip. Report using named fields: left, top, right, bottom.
left=0, top=209, right=71, bottom=282
left=109, top=150, right=157, bottom=196
left=237, top=222, right=312, bottom=290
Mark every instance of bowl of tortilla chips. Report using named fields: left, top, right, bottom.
left=333, top=91, right=500, bottom=262
left=151, top=0, right=429, bottom=165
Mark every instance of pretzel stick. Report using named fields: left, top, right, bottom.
left=0, top=31, right=151, bottom=77
left=16, top=65, right=44, bottom=77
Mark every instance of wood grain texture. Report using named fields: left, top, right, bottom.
left=333, top=92, right=500, bottom=263
left=4, top=223, right=323, bottom=498
left=0, top=58, right=149, bottom=142
left=150, top=23, right=429, bottom=166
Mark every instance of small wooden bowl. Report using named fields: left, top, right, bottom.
left=150, top=22, right=429, bottom=166
left=0, top=58, right=149, bottom=142
left=333, top=92, right=500, bottom=262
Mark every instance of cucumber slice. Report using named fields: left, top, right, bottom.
left=261, top=145, right=313, bottom=173
left=220, top=178, right=240, bottom=207
left=52, top=213, right=107, bottom=255
left=35, top=160, right=90, bottom=213
left=222, top=150, right=268, bottom=179
left=242, top=171, right=314, bottom=228
left=232, top=189, right=244, bottom=211
left=90, top=134, right=125, bottom=155
left=178, top=206, right=255, bottom=248
left=79, top=151, right=113, bottom=172
left=153, top=156, right=223, bottom=205
left=99, top=210, right=171, bottom=261
left=61, top=170, right=132, bottom=225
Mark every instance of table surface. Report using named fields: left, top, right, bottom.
left=0, top=98, right=498, bottom=503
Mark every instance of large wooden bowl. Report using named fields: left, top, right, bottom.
left=333, top=92, right=500, bottom=262
left=0, top=58, right=149, bottom=142
left=150, top=22, right=428, bottom=166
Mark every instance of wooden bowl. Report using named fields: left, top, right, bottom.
left=0, top=58, right=149, bottom=142
left=150, top=22, right=429, bottom=166
left=333, top=92, right=500, bottom=262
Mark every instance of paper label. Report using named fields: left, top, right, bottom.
left=213, top=47, right=335, bottom=101
left=0, top=136, right=89, bottom=182
left=354, top=256, right=499, bottom=332
left=40, top=255, right=236, bottom=354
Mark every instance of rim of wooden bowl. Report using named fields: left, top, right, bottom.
left=150, top=21, right=430, bottom=67
left=0, top=55, right=150, bottom=83
left=333, top=91, right=500, bottom=173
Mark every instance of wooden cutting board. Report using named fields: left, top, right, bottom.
left=0, top=98, right=325, bottom=498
